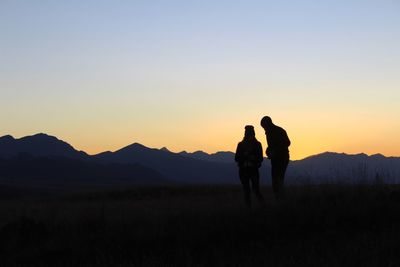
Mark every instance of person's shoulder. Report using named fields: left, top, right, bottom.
left=275, top=125, right=287, bottom=133
left=256, top=141, right=263, bottom=149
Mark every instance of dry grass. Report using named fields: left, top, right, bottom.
left=0, top=185, right=400, bottom=266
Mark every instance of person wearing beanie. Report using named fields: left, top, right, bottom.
left=260, top=116, right=291, bottom=200
left=235, top=125, right=265, bottom=208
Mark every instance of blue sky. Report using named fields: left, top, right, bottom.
left=1, top=0, right=399, bottom=159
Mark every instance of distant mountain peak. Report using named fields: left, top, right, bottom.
left=301, top=151, right=393, bottom=162
left=115, top=142, right=150, bottom=153
left=178, top=149, right=234, bottom=163
left=34, top=133, right=51, bottom=137
left=0, top=133, right=86, bottom=159
left=193, top=150, right=208, bottom=155
left=0, top=135, right=15, bottom=142
left=20, top=133, right=74, bottom=147
left=160, top=147, right=170, bottom=152
left=130, top=142, right=148, bottom=149
left=124, top=142, right=146, bottom=148
left=353, top=152, right=368, bottom=157
left=20, top=133, right=62, bottom=141
left=371, top=153, right=386, bottom=159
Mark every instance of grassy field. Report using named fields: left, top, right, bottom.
left=0, top=185, right=400, bottom=266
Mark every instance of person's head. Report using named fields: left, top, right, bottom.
left=244, top=125, right=255, bottom=138
left=260, top=116, right=273, bottom=130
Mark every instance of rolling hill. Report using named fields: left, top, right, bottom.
left=0, top=134, right=399, bottom=186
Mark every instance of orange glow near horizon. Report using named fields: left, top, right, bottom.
left=54, top=128, right=400, bottom=161
left=7, top=108, right=398, bottom=161
left=3, top=93, right=399, bottom=161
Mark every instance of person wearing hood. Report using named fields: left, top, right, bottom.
left=235, top=125, right=265, bottom=208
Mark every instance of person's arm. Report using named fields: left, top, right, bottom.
left=257, top=142, right=263, bottom=167
left=235, top=143, right=242, bottom=165
left=284, top=130, right=291, bottom=147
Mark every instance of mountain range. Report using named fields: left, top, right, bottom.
left=0, top=133, right=399, bottom=189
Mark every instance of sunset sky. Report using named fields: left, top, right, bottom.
left=1, top=1, right=399, bottom=160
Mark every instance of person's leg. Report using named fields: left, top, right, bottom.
left=271, top=159, right=280, bottom=199
left=239, top=168, right=251, bottom=208
left=276, top=158, right=289, bottom=199
left=250, top=169, right=265, bottom=205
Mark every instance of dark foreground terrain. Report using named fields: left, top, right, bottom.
left=0, top=185, right=400, bottom=266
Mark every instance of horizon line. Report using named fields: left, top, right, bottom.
left=1, top=132, right=399, bottom=161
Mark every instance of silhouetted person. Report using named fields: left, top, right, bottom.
left=235, top=125, right=265, bottom=208
left=260, top=116, right=290, bottom=200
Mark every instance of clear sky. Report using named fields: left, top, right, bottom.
left=1, top=0, right=399, bottom=160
